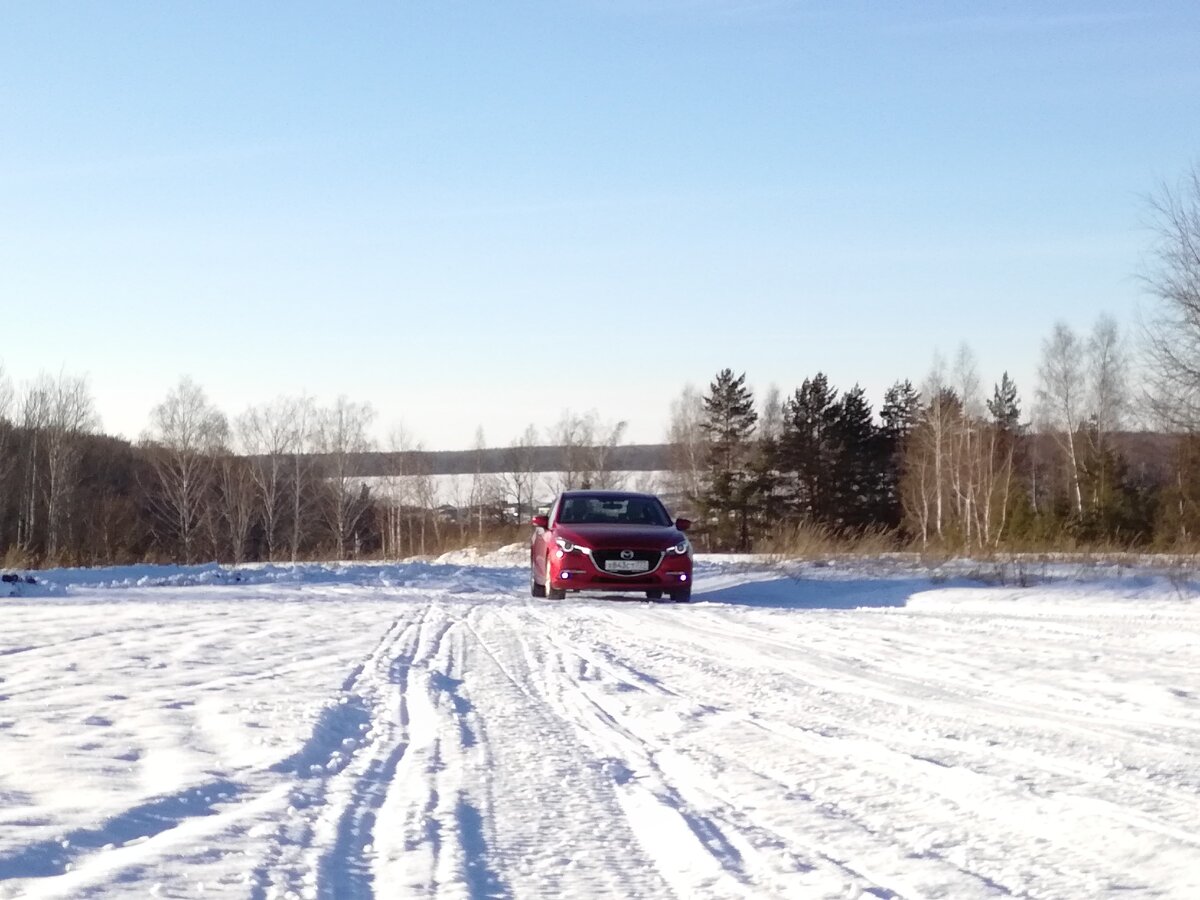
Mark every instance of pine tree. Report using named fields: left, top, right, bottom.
left=879, top=380, right=921, bottom=527
left=983, top=372, right=1025, bottom=546
left=881, top=380, right=921, bottom=442
left=698, top=369, right=758, bottom=550
left=777, top=374, right=838, bottom=523
left=988, top=372, right=1021, bottom=431
left=828, top=385, right=883, bottom=529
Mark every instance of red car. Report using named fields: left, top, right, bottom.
left=530, top=490, right=693, bottom=602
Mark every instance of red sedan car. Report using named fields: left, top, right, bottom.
left=530, top=490, right=693, bottom=602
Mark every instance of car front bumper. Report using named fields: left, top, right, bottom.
left=548, top=551, right=692, bottom=593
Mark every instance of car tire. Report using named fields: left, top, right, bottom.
left=546, top=560, right=566, bottom=600
left=531, top=567, right=545, bottom=598
left=669, top=587, right=691, bottom=603
left=645, top=590, right=663, bottom=600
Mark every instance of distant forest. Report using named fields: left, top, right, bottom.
left=341, top=444, right=672, bottom=478
left=0, top=361, right=1193, bottom=567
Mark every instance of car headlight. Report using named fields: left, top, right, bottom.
left=666, top=539, right=690, bottom=556
left=556, top=537, right=585, bottom=553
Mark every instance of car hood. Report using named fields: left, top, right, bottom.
left=554, top=524, right=685, bottom=550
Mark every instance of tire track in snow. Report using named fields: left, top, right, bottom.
left=249, top=607, right=434, bottom=899
left=0, top=603, right=420, bottom=899
left=638, top=608, right=1200, bottom=852
left=534, top=602, right=1193, bottom=898
left=511, top=603, right=905, bottom=899
left=312, top=618, right=425, bottom=899
left=435, top=606, right=674, bottom=899
left=513, top=605, right=917, bottom=894
left=560, top=607, right=1080, bottom=895
left=367, top=607, right=510, bottom=899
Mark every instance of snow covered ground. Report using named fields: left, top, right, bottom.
left=2, top=550, right=1198, bottom=899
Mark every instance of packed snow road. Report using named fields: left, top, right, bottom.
left=1, top=552, right=1199, bottom=899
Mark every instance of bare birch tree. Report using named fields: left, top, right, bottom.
left=901, top=418, right=936, bottom=547
left=586, top=417, right=628, bottom=490
left=215, top=454, right=257, bottom=564
left=499, top=425, right=538, bottom=524
left=287, top=396, right=319, bottom=562
left=1143, top=164, right=1200, bottom=430
left=1088, top=315, right=1129, bottom=441
left=0, top=364, right=18, bottom=549
left=237, top=397, right=302, bottom=561
left=1085, top=315, right=1129, bottom=511
left=665, top=384, right=707, bottom=511
left=902, top=388, right=961, bottom=548
left=551, top=410, right=627, bottom=491
left=144, top=377, right=229, bottom=562
left=760, top=384, right=783, bottom=444
left=1037, top=322, right=1086, bottom=515
left=0, top=363, right=10, bottom=426
left=16, top=380, right=52, bottom=555
left=552, top=412, right=586, bottom=492
left=381, top=425, right=416, bottom=558
left=950, top=345, right=982, bottom=545
left=410, top=451, right=438, bottom=555
left=920, top=355, right=951, bottom=540
left=42, top=373, right=99, bottom=560
left=314, top=396, right=375, bottom=558
left=468, top=426, right=496, bottom=540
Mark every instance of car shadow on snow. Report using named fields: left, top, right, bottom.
left=690, top=574, right=945, bottom=610
left=564, top=573, right=950, bottom=610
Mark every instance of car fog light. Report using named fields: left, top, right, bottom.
left=680, top=573, right=688, bottom=582
left=562, top=571, right=571, bottom=579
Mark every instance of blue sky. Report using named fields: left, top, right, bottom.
left=2, top=1, right=1197, bottom=448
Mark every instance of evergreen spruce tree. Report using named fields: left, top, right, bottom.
left=988, top=372, right=1021, bottom=431
left=777, top=374, right=838, bottom=523
left=750, top=427, right=783, bottom=534
left=878, top=379, right=921, bottom=527
left=1076, top=422, right=1154, bottom=542
left=698, top=369, right=758, bottom=550
left=828, top=385, right=884, bottom=529
left=881, top=380, right=921, bottom=441
left=983, top=371, right=1029, bottom=544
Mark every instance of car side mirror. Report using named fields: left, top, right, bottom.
left=531, top=515, right=549, bottom=529
left=675, top=517, right=691, bottom=532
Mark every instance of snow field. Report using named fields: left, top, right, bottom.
left=1, top=553, right=1198, bottom=898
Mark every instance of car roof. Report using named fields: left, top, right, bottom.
left=559, top=489, right=658, bottom=500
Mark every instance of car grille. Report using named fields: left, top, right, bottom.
left=591, top=549, right=664, bottom=576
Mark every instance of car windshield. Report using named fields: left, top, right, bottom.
left=558, top=495, right=672, bottom=527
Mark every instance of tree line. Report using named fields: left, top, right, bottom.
left=0, top=376, right=636, bottom=567
left=678, top=326, right=1158, bottom=552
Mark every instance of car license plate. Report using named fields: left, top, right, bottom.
left=605, top=559, right=649, bottom=573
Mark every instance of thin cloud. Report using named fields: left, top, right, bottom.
left=583, top=0, right=827, bottom=23
left=893, top=11, right=1153, bottom=36
left=0, top=143, right=287, bottom=190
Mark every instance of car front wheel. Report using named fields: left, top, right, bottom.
left=546, top=560, right=566, bottom=600
left=669, top=587, right=691, bottom=603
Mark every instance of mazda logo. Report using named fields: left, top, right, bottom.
left=620, top=549, right=634, bottom=560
